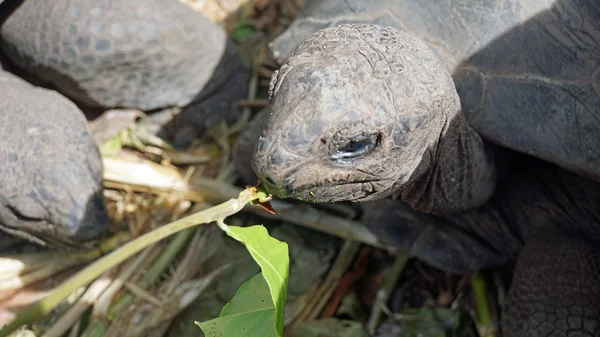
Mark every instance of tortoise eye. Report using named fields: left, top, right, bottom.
left=330, top=134, right=378, bottom=160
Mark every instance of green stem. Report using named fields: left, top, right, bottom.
left=0, top=187, right=262, bottom=337
left=81, top=227, right=197, bottom=337
left=108, top=227, right=196, bottom=319
left=472, top=272, right=491, bottom=326
left=366, top=254, right=409, bottom=334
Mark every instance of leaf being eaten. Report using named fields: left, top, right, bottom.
left=197, top=222, right=289, bottom=337
left=196, top=273, right=276, bottom=337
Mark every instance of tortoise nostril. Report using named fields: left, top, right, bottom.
left=265, top=176, right=275, bottom=185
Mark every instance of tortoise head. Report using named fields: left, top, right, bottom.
left=252, top=24, right=460, bottom=203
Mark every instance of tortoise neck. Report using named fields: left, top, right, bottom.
left=399, top=113, right=499, bottom=215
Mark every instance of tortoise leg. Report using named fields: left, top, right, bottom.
left=501, top=226, right=600, bottom=337
left=360, top=198, right=518, bottom=275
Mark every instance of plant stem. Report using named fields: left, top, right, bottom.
left=108, top=227, right=195, bottom=319
left=473, top=272, right=491, bottom=326
left=0, top=187, right=261, bottom=337
left=366, top=254, right=409, bottom=334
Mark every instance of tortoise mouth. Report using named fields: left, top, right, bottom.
left=283, top=179, right=382, bottom=203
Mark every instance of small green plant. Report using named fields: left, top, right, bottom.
left=0, top=186, right=289, bottom=337
left=196, top=219, right=289, bottom=337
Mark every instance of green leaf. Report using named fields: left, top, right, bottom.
left=220, top=273, right=273, bottom=315
left=196, top=273, right=277, bottom=337
left=232, top=21, right=256, bottom=43
left=217, top=222, right=289, bottom=336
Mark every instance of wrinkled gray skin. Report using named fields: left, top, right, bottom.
left=239, top=0, right=600, bottom=336
left=0, top=0, right=248, bottom=248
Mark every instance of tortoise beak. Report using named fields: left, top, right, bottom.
left=252, top=135, right=302, bottom=199
left=259, top=175, right=290, bottom=199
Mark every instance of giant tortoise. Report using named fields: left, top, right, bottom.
left=242, top=0, right=600, bottom=336
left=0, top=0, right=249, bottom=247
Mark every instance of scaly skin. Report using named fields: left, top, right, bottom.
left=254, top=25, right=498, bottom=213
left=362, top=155, right=600, bottom=336
left=249, top=24, right=600, bottom=337
left=268, top=0, right=600, bottom=183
